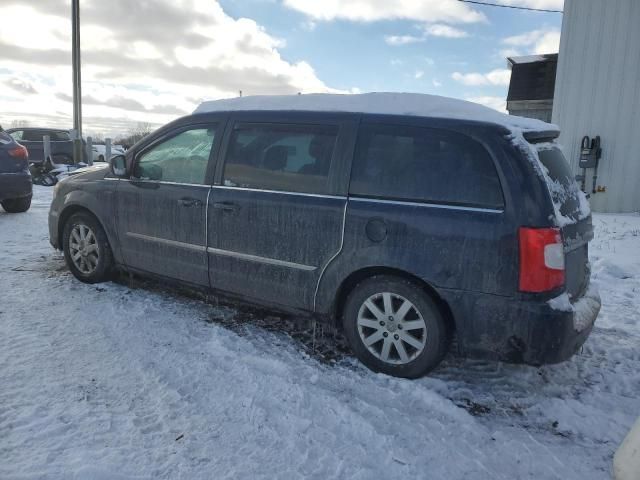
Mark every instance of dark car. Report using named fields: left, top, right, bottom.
left=6, top=127, right=86, bottom=165
left=0, top=125, right=32, bottom=212
left=48, top=93, right=601, bottom=378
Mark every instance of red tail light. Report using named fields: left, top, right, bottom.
left=9, top=145, right=28, bottom=160
left=519, top=227, right=565, bottom=293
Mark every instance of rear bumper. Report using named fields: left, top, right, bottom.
left=442, top=285, right=601, bottom=365
left=0, top=171, right=32, bottom=201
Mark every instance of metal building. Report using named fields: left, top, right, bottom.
left=552, top=0, right=640, bottom=213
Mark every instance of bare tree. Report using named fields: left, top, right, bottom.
left=10, top=119, right=30, bottom=128
left=116, top=122, right=154, bottom=148
left=132, top=122, right=153, bottom=141
left=88, top=133, right=105, bottom=144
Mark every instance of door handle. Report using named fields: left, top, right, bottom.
left=212, top=201, right=239, bottom=212
left=178, top=197, right=203, bottom=207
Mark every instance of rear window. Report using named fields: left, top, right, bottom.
left=536, top=146, right=582, bottom=221
left=350, top=124, right=504, bottom=209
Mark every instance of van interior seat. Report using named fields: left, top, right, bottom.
left=264, top=145, right=288, bottom=171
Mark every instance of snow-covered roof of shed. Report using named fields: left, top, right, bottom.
left=194, top=92, right=556, bottom=133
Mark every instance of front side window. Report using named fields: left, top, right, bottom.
left=350, top=125, right=504, bottom=209
left=134, top=127, right=216, bottom=185
left=222, top=124, right=338, bottom=194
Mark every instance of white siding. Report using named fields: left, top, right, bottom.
left=552, top=0, right=640, bottom=213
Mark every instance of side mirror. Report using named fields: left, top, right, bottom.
left=110, top=155, right=127, bottom=177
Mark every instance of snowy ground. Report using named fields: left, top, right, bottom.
left=1, top=186, right=638, bottom=480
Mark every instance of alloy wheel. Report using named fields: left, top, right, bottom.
left=357, top=292, right=427, bottom=365
left=68, top=224, right=100, bottom=275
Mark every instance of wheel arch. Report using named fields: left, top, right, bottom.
left=58, top=204, right=113, bottom=253
left=331, top=266, right=457, bottom=335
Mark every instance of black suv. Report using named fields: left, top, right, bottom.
left=48, top=93, right=601, bottom=378
left=6, top=127, right=86, bottom=165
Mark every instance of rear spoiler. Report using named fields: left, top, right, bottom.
left=523, top=130, right=560, bottom=143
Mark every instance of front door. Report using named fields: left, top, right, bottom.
left=208, top=118, right=351, bottom=310
left=115, top=124, right=220, bottom=286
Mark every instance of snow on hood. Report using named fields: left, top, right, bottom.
left=194, top=92, right=556, bottom=134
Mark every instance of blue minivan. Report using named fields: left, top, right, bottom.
left=48, top=93, right=601, bottom=378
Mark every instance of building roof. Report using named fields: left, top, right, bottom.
left=507, top=53, right=558, bottom=102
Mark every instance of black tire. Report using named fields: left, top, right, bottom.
left=98, top=154, right=104, bottom=162
left=62, top=212, right=114, bottom=283
left=1, top=195, right=32, bottom=213
left=342, top=275, right=449, bottom=379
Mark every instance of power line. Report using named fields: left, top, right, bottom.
left=457, top=0, right=563, bottom=13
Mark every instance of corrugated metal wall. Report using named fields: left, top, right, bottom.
left=552, top=0, right=640, bottom=213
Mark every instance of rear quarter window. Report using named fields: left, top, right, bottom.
left=536, top=145, right=586, bottom=222
left=350, top=124, right=504, bottom=209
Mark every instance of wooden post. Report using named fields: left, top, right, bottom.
left=42, top=135, right=51, bottom=167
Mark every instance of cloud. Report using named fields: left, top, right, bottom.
left=503, top=28, right=561, bottom=54
left=5, top=78, right=38, bottom=95
left=466, top=96, right=507, bottom=112
left=423, top=24, right=468, bottom=38
left=0, top=0, right=342, bottom=136
left=414, top=71, right=425, bottom=79
left=533, top=31, right=561, bottom=54
left=384, top=35, right=424, bottom=46
left=385, top=23, right=469, bottom=46
left=492, top=0, right=563, bottom=9
left=283, top=0, right=486, bottom=24
left=452, top=69, right=511, bottom=86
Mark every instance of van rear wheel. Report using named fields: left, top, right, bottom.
left=342, top=275, right=448, bottom=378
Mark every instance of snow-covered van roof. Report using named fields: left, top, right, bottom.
left=194, top=92, right=557, bottom=134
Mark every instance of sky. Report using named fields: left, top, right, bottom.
left=0, top=0, right=564, bottom=138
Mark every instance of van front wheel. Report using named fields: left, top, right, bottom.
left=342, top=275, right=448, bottom=378
left=63, top=212, right=114, bottom=283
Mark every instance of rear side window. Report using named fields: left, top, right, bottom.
left=21, top=130, right=45, bottom=142
left=350, top=125, right=504, bottom=209
left=222, top=123, right=338, bottom=195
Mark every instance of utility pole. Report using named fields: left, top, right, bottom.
left=71, top=0, right=83, bottom=164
